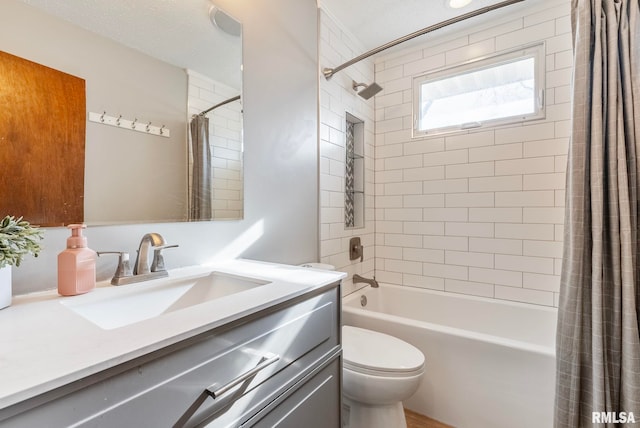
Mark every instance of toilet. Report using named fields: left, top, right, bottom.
left=298, top=264, right=425, bottom=427
left=342, top=325, right=425, bottom=428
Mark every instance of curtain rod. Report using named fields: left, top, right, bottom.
left=323, top=0, right=525, bottom=79
left=199, top=95, right=241, bottom=116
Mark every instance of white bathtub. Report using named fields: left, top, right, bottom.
left=342, top=284, right=557, bottom=428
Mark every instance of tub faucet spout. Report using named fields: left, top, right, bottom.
left=353, top=274, right=379, bottom=288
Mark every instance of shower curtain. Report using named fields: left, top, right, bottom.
left=189, top=115, right=212, bottom=221
left=555, top=1, right=640, bottom=427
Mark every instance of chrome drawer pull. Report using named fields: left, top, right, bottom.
left=206, top=353, right=280, bottom=399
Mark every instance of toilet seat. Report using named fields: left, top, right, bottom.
left=342, top=326, right=425, bottom=377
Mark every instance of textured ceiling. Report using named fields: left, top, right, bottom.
left=18, top=0, right=542, bottom=90
left=17, top=0, right=242, bottom=89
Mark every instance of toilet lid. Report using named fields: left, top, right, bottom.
left=342, top=326, right=425, bottom=374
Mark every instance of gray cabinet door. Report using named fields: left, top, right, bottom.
left=1, top=285, right=341, bottom=428
left=245, top=356, right=341, bottom=428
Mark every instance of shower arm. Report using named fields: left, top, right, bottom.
left=322, top=0, right=524, bottom=80
left=199, top=94, right=241, bottom=116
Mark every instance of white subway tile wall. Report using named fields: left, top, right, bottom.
left=319, top=10, right=376, bottom=295
left=373, top=0, right=571, bottom=306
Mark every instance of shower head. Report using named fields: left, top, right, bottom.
left=352, top=81, right=383, bottom=100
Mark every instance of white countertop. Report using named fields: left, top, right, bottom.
left=0, top=259, right=345, bottom=410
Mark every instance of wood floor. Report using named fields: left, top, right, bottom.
left=405, top=408, right=453, bottom=428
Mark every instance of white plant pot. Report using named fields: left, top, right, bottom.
left=0, top=265, right=11, bottom=310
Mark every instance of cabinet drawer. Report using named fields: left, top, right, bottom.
left=244, top=354, right=341, bottom=428
left=3, top=285, right=340, bottom=427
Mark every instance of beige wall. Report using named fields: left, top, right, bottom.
left=1, top=0, right=319, bottom=294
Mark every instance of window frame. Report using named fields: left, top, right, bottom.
left=412, top=43, right=546, bottom=138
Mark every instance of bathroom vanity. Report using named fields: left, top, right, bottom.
left=0, top=260, right=344, bottom=427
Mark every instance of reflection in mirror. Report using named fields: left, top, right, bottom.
left=188, top=5, right=243, bottom=221
left=189, top=94, right=243, bottom=221
left=5, top=0, right=243, bottom=225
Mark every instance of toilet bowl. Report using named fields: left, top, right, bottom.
left=342, top=325, right=425, bottom=428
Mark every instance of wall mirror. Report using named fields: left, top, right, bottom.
left=3, top=0, right=243, bottom=225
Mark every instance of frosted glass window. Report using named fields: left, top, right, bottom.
left=413, top=44, right=545, bottom=136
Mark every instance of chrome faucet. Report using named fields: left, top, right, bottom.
left=98, top=233, right=178, bottom=285
left=353, top=274, right=379, bottom=288
left=134, top=232, right=167, bottom=275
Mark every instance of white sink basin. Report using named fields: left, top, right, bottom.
left=61, top=271, right=271, bottom=330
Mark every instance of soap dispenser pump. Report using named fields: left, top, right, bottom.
left=58, top=224, right=97, bottom=296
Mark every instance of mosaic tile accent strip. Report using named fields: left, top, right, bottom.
left=345, top=120, right=355, bottom=227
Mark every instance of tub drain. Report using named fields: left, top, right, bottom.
left=360, top=295, right=367, bottom=307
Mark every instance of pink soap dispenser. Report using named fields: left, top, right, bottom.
left=58, top=224, right=97, bottom=296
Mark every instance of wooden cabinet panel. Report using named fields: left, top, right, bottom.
left=0, top=50, right=85, bottom=226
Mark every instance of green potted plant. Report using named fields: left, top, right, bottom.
left=0, top=216, right=44, bottom=309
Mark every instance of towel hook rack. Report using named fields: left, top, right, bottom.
left=88, top=111, right=170, bottom=138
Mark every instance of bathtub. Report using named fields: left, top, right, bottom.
left=342, top=284, right=557, bottom=428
